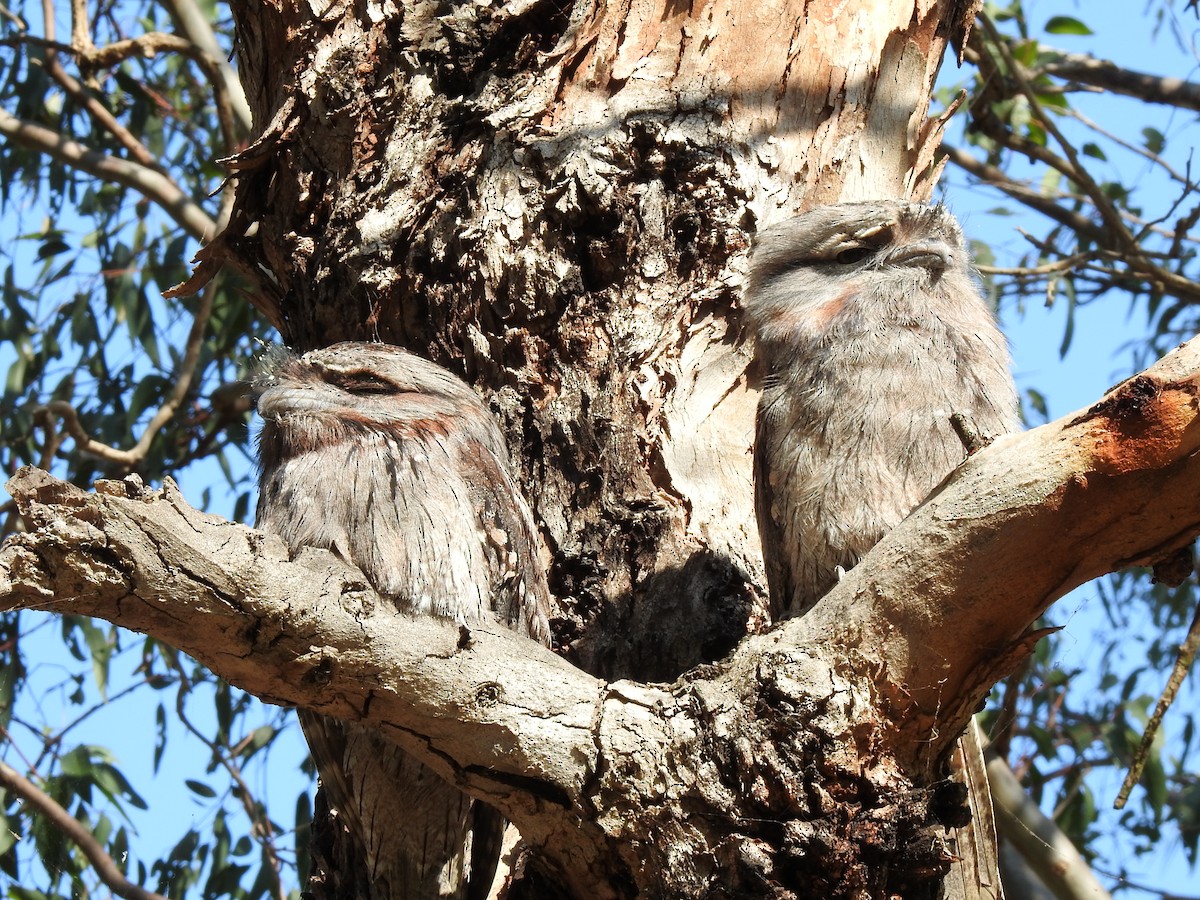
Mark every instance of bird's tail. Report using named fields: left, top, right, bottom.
left=299, top=710, right=504, bottom=900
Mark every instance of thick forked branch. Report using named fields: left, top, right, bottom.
left=3, top=337, right=1200, bottom=895
left=804, top=335, right=1200, bottom=764
left=0, top=470, right=602, bottom=793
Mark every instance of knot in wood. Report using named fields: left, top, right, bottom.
left=305, top=657, right=334, bottom=686
left=474, top=681, right=503, bottom=706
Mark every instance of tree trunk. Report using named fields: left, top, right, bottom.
left=220, top=0, right=979, bottom=682
left=221, top=0, right=981, bottom=894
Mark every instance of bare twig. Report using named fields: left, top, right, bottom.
left=34, top=406, right=64, bottom=470
left=32, top=279, right=218, bottom=469
left=32, top=678, right=165, bottom=773
left=0, top=761, right=169, bottom=900
left=170, top=663, right=288, bottom=900
left=944, top=143, right=1200, bottom=303
left=39, top=0, right=164, bottom=171
left=0, top=3, right=27, bottom=29
left=17, top=1, right=242, bottom=162
left=0, top=108, right=216, bottom=239
left=976, top=253, right=1091, bottom=278
left=6, top=396, right=65, bottom=536
left=949, top=411, right=986, bottom=454
left=1036, top=756, right=1112, bottom=784
left=1171, top=200, right=1200, bottom=260
left=1059, top=106, right=1198, bottom=192
left=0, top=34, right=76, bottom=53
left=78, top=31, right=241, bottom=154
left=988, top=659, right=1032, bottom=763
left=1114, top=596, right=1200, bottom=809
left=979, top=15, right=1138, bottom=253
left=80, top=30, right=204, bottom=68
left=942, top=144, right=1104, bottom=240
left=0, top=725, right=42, bottom=777
left=964, top=16, right=1200, bottom=307
left=1102, top=872, right=1200, bottom=900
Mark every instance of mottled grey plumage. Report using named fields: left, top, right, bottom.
left=255, top=342, right=551, bottom=900
left=745, top=201, right=1016, bottom=900
left=744, top=200, right=1019, bottom=618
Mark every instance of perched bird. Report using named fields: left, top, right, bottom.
left=744, top=200, right=1019, bottom=618
left=743, top=200, right=1019, bottom=900
left=256, top=342, right=551, bottom=900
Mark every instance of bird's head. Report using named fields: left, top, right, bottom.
left=743, top=201, right=977, bottom=348
left=254, top=342, right=494, bottom=455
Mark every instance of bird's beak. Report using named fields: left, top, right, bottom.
left=246, top=377, right=270, bottom=401
left=248, top=346, right=303, bottom=402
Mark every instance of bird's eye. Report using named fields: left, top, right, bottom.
left=328, top=370, right=395, bottom=395
left=835, top=245, right=875, bottom=264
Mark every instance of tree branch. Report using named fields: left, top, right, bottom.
left=160, top=0, right=252, bottom=135
left=39, top=0, right=164, bottom=172
left=4, top=334, right=1200, bottom=894
left=0, top=108, right=217, bottom=240
left=987, top=756, right=1112, bottom=900
left=941, top=144, right=1105, bottom=242
left=943, top=143, right=1200, bottom=304
left=958, top=20, right=1200, bottom=307
left=819, top=335, right=1200, bottom=759
left=0, top=761, right=170, bottom=900
left=168, top=662, right=287, bottom=900
left=73, top=30, right=243, bottom=150
left=1115, top=596, right=1200, bottom=809
left=1040, top=49, right=1200, bottom=113
left=32, top=278, right=217, bottom=470
left=977, top=15, right=1138, bottom=254
left=68, top=0, right=90, bottom=54
left=0, top=470, right=619, bottom=891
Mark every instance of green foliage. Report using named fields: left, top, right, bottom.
left=947, top=1, right=1200, bottom=346
left=0, top=612, right=306, bottom=897
left=943, top=0, right=1200, bottom=889
left=1044, top=15, right=1093, bottom=36
left=983, top=571, right=1200, bottom=878
left=0, top=2, right=266, bottom=506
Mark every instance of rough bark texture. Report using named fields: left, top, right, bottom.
left=215, top=0, right=979, bottom=682
left=5, top=336, right=1200, bottom=896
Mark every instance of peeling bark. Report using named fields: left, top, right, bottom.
left=213, top=0, right=982, bottom=686
left=5, top=335, right=1200, bottom=896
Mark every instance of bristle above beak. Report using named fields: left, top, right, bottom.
left=249, top=343, right=298, bottom=399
